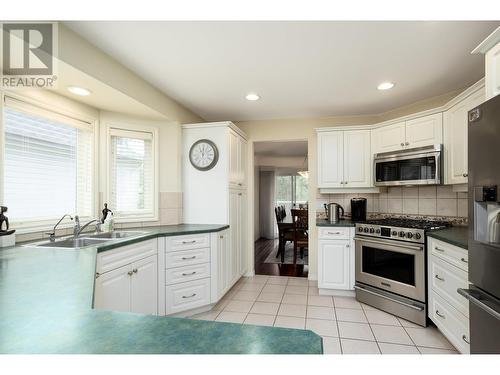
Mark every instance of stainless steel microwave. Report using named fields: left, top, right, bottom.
left=374, top=144, right=442, bottom=186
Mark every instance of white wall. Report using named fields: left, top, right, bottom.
left=259, top=170, right=276, bottom=239
left=253, top=164, right=260, bottom=241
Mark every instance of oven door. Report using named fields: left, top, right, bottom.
left=355, top=236, right=425, bottom=302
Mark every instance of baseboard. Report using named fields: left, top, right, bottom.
left=319, top=288, right=355, bottom=297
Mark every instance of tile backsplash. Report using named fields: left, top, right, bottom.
left=317, top=185, right=468, bottom=221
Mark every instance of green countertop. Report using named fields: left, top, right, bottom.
left=316, top=218, right=356, bottom=227
left=0, top=224, right=322, bottom=354
left=427, top=226, right=468, bottom=250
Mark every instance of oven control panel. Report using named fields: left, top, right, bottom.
left=355, top=224, right=425, bottom=244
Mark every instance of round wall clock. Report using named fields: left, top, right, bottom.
left=189, top=139, right=219, bottom=171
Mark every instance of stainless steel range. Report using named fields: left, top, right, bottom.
left=354, top=218, right=449, bottom=326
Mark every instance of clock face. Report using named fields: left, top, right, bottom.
left=189, top=139, right=219, bottom=171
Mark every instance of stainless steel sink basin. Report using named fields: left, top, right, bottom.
left=36, top=238, right=109, bottom=248
left=85, top=231, right=147, bottom=239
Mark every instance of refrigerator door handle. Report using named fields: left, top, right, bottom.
left=458, top=288, right=500, bottom=321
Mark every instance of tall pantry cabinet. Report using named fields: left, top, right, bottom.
left=182, top=122, right=248, bottom=290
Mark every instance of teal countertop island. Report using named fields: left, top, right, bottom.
left=0, top=225, right=322, bottom=354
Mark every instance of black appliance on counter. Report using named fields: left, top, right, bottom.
left=457, top=94, right=500, bottom=354
left=350, top=198, right=367, bottom=222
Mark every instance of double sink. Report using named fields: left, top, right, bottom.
left=34, top=231, right=148, bottom=249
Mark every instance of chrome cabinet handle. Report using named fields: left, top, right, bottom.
left=462, top=334, right=470, bottom=344
left=182, top=293, right=197, bottom=299
left=133, top=268, right=138, bottom=273
left=435, top=274, right=445, bottom=282
left=405, top=142, right=410, bottom=146
left=182, top=240, right=196, bottom=244
left=327, top=231, right=341, bottom=235
left=462, top=173, right=468, bottom=177
left=435, top=247, right=445, bottom=252
left=182, top=256, right=196, bottom=260
left=436, top=310, right=446, bottom=319
left=127, top=271, right=133, bottom=276
left=182, top=271, right=197, bottom=276
left=461, top=257, right=468, bottom=263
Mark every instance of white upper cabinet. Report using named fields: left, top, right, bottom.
left=372, top=121, right=406, bottom=153
left=317, top=131, right=344, bottom=188
left=444, top=87, right=485, bottom=184
left=473, top=27, right=500, bottom=100
left=405, top=113, right=443, bottom=149
left=229, top=130, right=247, bottom=188
left=343, top=130, right=371, bottom=187
left=373, top=114, right=443, bottom=154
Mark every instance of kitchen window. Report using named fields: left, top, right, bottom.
left=107, top=126, right=158, bottom=221
left=1, top=96, right=95, bottom=229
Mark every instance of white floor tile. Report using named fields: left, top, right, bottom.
left=334, top=296, right=362, bottom=309
left=232, top=290, right=260, bottom=301
left=405, top=327, right=455, bottom=350
left=340, top=339, right=380, bottom=354
left=308, top=295, right=334, bottom=307
left=266, top=276, right=289, bottom=285
left=307, top=306, right=335, bottom=320
left=282, top=294, right=307, bottom=305
left=215, top=311, right=246, bottom=323
left=322, top=337, right=342, bottom=354
left=335, top=308, right=368, bottom=323
left=285, top=285, right=308, bottom=295
left=274, top=316, right=305, bottom=329
left=257, top=292, right=284, bottom=303
left=378, top=343, right=420, bottom=354
left=308, top=287, right=319, bottom=296
left=239, top=283, right=265, bottom=292
left=212, top=298, right=230, bottom=311
left=361, top=303, right=377, bottom=311
left=244, top=313, right=276, bottom=327
left=190, top=311, right=220, bottom=321
left=287, top=278, right=309, bottom=287
left=417, top=346, right=459, bottom=354
left=262, top=284, right=286, bottom=294
left=306, top=318, right=339, bottom=337
left=278, top=303, right=307, bottom=318
left=308, top=280, right=318, bottom=287
left=338, top=321, right=375, bottom=341
left=397, top=317, right=422, bottom=328
left=371, top=324, right=413, bottom=345
left=249, top=302, right=280, bottom=315
left=223, top=300, right=254, bottom=313
left=364, top=309, right=401, bottom=326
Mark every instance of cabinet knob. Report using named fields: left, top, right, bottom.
left=344, top=181, right=348, bottom=185
left=346, top=244, right=350, bottom=248
left=405, top=142, right=410, bottom=146
left=400, top=142, right=405, bottom=147
left=127, top=271, right=133, bottom=276
left=133, top=268, right=138, bottom=273
left=460, top=257, right=468, bottom=264
left=462, top=173, right=468, bottom=177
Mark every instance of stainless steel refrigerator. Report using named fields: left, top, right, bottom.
left=458, top=93, right=500, bottom=353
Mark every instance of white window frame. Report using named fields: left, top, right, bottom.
left=104, top=121, right=159, bottom=223
left=0, top=90, right=99, bottom=233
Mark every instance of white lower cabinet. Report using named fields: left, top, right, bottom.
left=94, top=239, right=158, bottom=315
left=318, top=227, right=355, bottom=294
left=166, top=278, right=211, bottom=315
left=427, top=237, right=470, bottom=354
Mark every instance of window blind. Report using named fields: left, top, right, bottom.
left=3, top=99, right=94, bottom=226
left=109, top=129, right=154, bottom=218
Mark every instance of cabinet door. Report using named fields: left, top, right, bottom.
left=228, top=130, right=239, bottom=187
left=217, top=230, right=230, bottom=298
left=317, top=131, right=344, bottom=188
left=343, top=130, right=372, bottom=187
left=372, top=121, right=405, bottom=153
left=94, top=264, right=131, bottom=313
left=485, top=43, right=500, bottom=100
left=238, top=190, right=247, bottom=276
left=405, top=113, right=443, bottom=149
left=228, top=189, right=240, bottom=286
left=130, top=255, right=158, bottom=315
left=238, top=138, right=247, bottom=188
left=444, top=89, right=484, bottom=184
left=318, top=240, right=351, bottom=290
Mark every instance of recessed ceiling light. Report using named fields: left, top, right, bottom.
left=377, top=82, right=395, bottom=91
left=67, top=86, right=91, bottom=96
left=245, top=93, right=260, bottom=101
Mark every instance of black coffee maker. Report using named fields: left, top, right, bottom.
left=350, top=198, right=367, bottom=222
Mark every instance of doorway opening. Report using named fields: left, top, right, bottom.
left=253, top=140, right=309, bottom=277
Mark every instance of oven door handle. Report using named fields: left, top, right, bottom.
left=354, top=236, right=424, bottom=251
left=354, top=285, right=424, bottom=311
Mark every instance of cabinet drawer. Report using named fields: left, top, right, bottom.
left=429, top=238, right=468, bottom=272
left=96, top=239, right=158, bottom=274
left=318, top=227, right=351, bottom=240
left=166, top=247, right=210, bottom=269
left=166, top=278, right=211, bottom=314
left=429, top=255, right=469, bottom=317
left=166, top=263, right=210, bottom=285
left=429, top=291, right=470, bottom=354
left=166, top=234, right=210, bottom=252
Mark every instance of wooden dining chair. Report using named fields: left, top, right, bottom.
left=275, top=206, right=293, bottom=261
left=291, top=208, right=308, bottom=264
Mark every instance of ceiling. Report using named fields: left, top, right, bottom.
left=65, top=21, right=499, bottom=121
left=254, top=141, right=307, bottom=157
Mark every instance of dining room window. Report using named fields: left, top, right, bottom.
left=275, top=174, right=309, bottom=211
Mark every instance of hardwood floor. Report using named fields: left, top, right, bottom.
left=254, top=238, right=308, bottom=278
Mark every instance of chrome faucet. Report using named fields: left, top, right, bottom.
left=47, top=214, right=73, bottom=242
left=74, top=216, right=102, bottom=238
